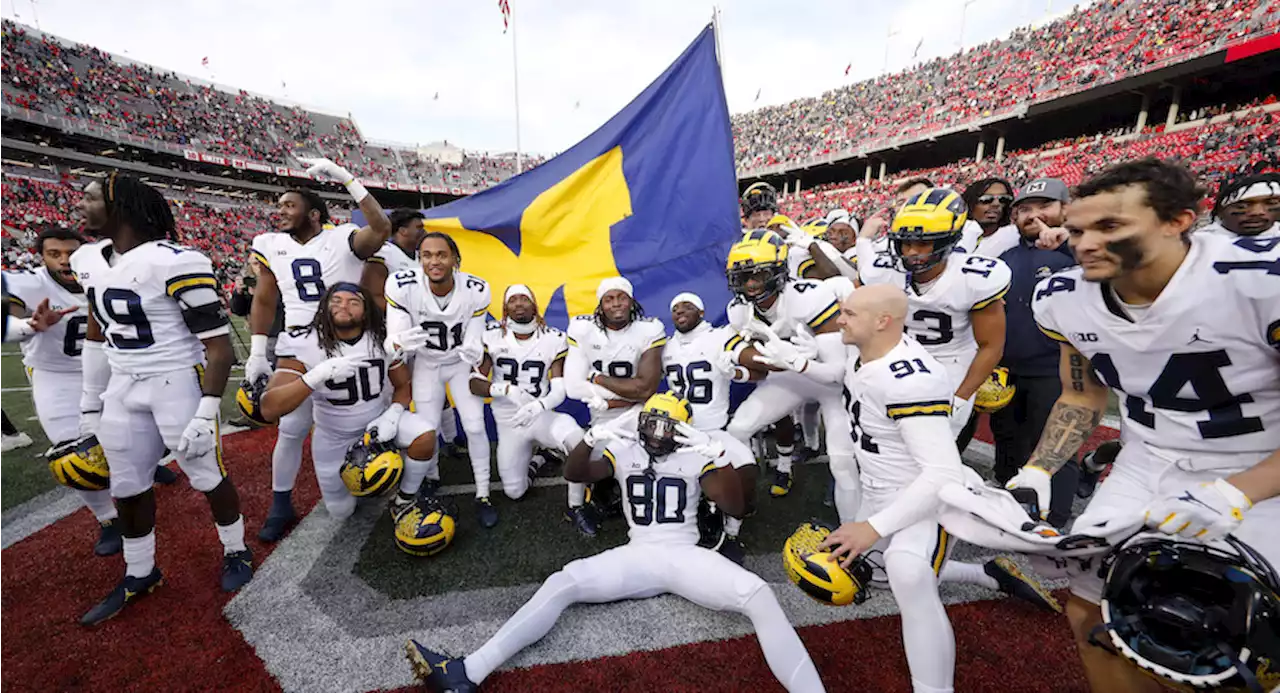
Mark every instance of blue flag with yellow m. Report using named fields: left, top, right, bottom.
left=420, top=25, right=738, bottom=329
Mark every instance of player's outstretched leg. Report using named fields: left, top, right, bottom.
left=740, top=587, right=827, bottom=692
left=80, top=489, right=163, bottom=626
left=260, top=401, right=311, bottom=542
left=886, top=550, right=955, bottom=693
left=938, top=557, right=1061, bottom=613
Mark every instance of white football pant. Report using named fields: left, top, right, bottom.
left=309, top=411, right=433, bottom=520
left=412, top=359, right=491, bottom=498
left=494, top=410, right=582, bottom=500
left=28, top=367, right=116, bottom=522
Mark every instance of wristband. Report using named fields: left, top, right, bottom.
left=344, top=179, right=370, bottom=204
left=195, top=396, right=220, bottom=420
left=250, top=334, right=268, bottom=358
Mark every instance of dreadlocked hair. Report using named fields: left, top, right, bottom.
left=502, top=289, right=547, bottom=335
left=104, top=172, right=176, bottom=242
left=310, top=283, right=386, bottom=359
left=593, top=296, right=645, bottom=329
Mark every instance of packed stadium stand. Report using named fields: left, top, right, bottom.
left=2, top=0, right=1278, bottom=279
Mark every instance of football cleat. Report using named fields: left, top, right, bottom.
left=718, top=535, right=747, bottom=566
left=221, top=549, right=254, bottom=592
left=696, top=498, right=723, bottom=548
left=235, top=374, right=273, bottom=428
left=341, top=432, right=404, bottom=497
left=80, top=568, right=163, bottom=626
left=564, top=505, right=599, bottom=538
left=257, top=509, right=297, bottom=543
left=395, top=495, right=456, bottom=557
left=770, top=470, right=792, bottom=497
left=475, top=497, right=498, bottom=529
left=48, top=435, right=110, bottom=491
left=405, top=639, right=477, bottom=693
left=984, top=557, right=1062, bottom=613
left=585, top=479, right=623, bottom=520
left=95, top=519, right=122, bottom=557
left=390, top=491, right=415, bottom=519
left=783, top=521, right=874, bottom=606
left=153, top=463, right=178, bottom=485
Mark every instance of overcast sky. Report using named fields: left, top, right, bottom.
left=1, top=0, right=1081, bottom=155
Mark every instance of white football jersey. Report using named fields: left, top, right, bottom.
left=662, top=321, right=735, bottom=431
left=858, top=250, right=1010, bottom=373
left=604, top=439, right=715, bottom=546
left=844, top=335, right=954, bottom=490
left=276, top=327, right=391, bottom=436
left=1034, top=233, right=1280, bottom=454
left=566, top=314, right=667, bottom=382
left=384, top=269, right=491, bottom=366
left=71, top=239, right=228, bottom=375
left=250, top=223, right=365, bottom=328
left=482, top=322, right=568, bottom=418
left=370, top=240, right=419, bottom=276
left=3, top=266, right=88, bottom=372
left=724, top=278, right=841, bottom=346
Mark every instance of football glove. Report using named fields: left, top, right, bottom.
left=585, top=395, right=611, bottom=414
left=674, top=422, right=725, bottom=460
left=754, top=339, right=808, bottom=372
left=458, top=341, right=484, bottom=367
left=779, top=221, right=812, bottom=250
left=583, top=423, right=631, bottom=448
left=245, top=334, right=273, bottom=386
left=511, top=399, right=546, bottom=428
left=78, top=410, right=102, bottom=438
left=298, top=156, right=355, bottom=185
left=302, top=354, right=368, bottom=390
left=1145, top=478, right=1252, bottom=542
left=177, top=396, right=220, bottom=459
left=790, top=324, right=820, bottom=359
left=1006, top=465, right=1053, bottom=521
left=366, top=403, right=404, bottom=444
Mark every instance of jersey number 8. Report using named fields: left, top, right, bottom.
left=626, top=474, right=687, bottom=525
left=292, top=259, right=325, bottom=302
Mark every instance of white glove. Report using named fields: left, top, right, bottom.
left=245, top=334, right=272, bottom=385
left=298, top=156, right=355, bottom=185
left=780, top=222, right=812, bottom=250
left=302, top=354, right=368, bottom=390
left=387, top=326, right=434, bottom=355
left=739, top=321, right=779, bottom=345
left=458, top=341, right=484, bottom=367
left=674, top=422, right=725, bottom=460
left=177, top=396, right=220, bottom=459
left=790, top=324, right=820, bottom=359
left=511, top=399, right=546, bottom=427
left=583, top=425, right=618, bottom=448
left=366, top=403, right=404, bottom=444
left=1006, top=465, right=1054, bottom=521
left=713, top=347, right=740, bottom=376
left=586, top=395, right=611, bottom=414
left=490, top=381, right=531, bottom=400
left=78, top=410, right=102, bottom=438
left=1145, top=478, right=1252, bottom=542
left=754, top=339, right=808, bottom=372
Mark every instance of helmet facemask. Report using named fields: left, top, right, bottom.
left=638, top=410, right=681, bottom=458
left=889, top=233, right=961, bottom=275
left=727, top=262, right=787, bottom=304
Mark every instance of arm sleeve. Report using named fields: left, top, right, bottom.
left=80, top=339, right=110, bottom=414
left=166, top=252, right=230, bottom=339
left=563, top=321, right=594, bottom=401
left=812, top=240, right=860, bottom=281
left=540, top=377, right=567, bottom=410
left=867, top=414, right=967, bottom=537
left=797, top=332, right=847, bottom=384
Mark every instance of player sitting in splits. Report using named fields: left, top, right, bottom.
left=72, top=173, right=250, bottom=625
left=259, top=283, right=434, bottom=521
left=406, top=392, right=827, bottom=693
left=469, top=284, right=585, bottom=506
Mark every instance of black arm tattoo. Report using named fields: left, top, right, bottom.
left=1027, top=402, right=1102, bottom=474
left=1068, top=353, right=1090, bottom=392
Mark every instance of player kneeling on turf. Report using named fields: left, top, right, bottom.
left=406, top=393, right=827, bottom=693
left=260, top=283, right=436, bottom=523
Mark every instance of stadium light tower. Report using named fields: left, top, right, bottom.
left=958, top=0, right=979, bottom=50
left=882, top=26, right=900, bottom=74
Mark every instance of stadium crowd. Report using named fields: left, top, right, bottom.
left=731, top=0, right=1278, bottom=171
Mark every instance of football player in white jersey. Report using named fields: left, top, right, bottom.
left=1005, top=159, right=1280, bottom=693
left=563, top=277, right=666, bottom=533
left=71, top=173, right=250, bottom=626
left=361, top=208, right=426, bottom=310
left=246, top=157, right=393, bottom=543
left=406, top=393, right=827, bottom=693
left=857, top=188, right=1010, bottom=443
left=663, top=291, right=757, bottom=560
left=4, top=228, right=119, bottom=555
left=260, top=283, right=435, bottom=519
left=723, top=231, right=856, bottom=509
left=468, top=285, right=587, bottom=520
left=384, top=232, right=497, bottom=526
left=1204, top=173, right=1280, bottom=239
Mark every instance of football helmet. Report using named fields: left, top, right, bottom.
left=764, top=213, right=797, bottom=231
left=726, top=230, right=789, bottom=304
left=1097, top=534, right=1280, bottom=692
left=974, top=367, right=1016, bottom=413
left=889, top=187, right=968, bottom=273
left=394, top=495, right=456, bottom=556
left=638, top=392, right=693, bottom=458
left=741, top=181, right=778, bottom=217
left=783, top=520, right=875, bottom=606
left=340, top=432, right=404, bottom=497
left=235, top=374, right=272, bottom=427
left=48, top=435, right=110, bottom=491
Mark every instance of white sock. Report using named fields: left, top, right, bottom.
left=216, top=515, right=247, bottom=554
left=440, top=407, right=458, bottom=444
left=79, top=488, right=117, bottom=522
left=741, top=588, right=826, bottom=692
left=724, top=516, right=743, bottom=538
left=400, top=456, right=430, bottom=495
left=467, top=430, right=491, bottom=498
left=567, top=481, right=586, bottom=507
left=802, top=407, right=821, bottom=449
left=888, top=552, right=955, bottom=693
left=775, top=444, right=794, bottom=474
left=939, top=561, right=998, bottom=591
left=123, top=532, right=156, bottom=578
left=466, top=570, right=580, bottom=684
left=271, top=433, right=306, bottom=492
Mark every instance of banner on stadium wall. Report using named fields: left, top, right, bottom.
left=403, top=24, right=739, bottom=331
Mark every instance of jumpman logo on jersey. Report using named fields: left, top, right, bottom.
left=1187, top=328, right=1209, bottom=345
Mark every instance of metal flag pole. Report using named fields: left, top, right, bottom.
left=511, top=2, right=523, bottom=174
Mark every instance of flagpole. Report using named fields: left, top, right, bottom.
left=510, top=2, right=523, bottom=174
